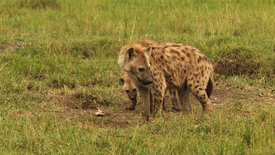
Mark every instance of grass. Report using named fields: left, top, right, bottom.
left=0, top=0, right=274, bottom=154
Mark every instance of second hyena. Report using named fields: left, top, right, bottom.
left=118, top=40, right=214, bottom=120
left=119, top=73, right=138, bottom=110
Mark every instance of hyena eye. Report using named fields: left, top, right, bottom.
left=138, top=68, right=145, bottom=72
left=133, top=88, right=137, bottom=92
left=126, top=90, right=129, bottom=93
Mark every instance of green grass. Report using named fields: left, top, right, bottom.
left=0, top=0, right=274, bottom=154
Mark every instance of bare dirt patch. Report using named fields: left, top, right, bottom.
left=0, top=42, right=19, bottom=52
left=47, top=92, right=111, bottom=110
left=45, top=86, right=252, bottom=128
left=39, top=83, right=273, bottom=128
left=213, top=51, right=260, bottom=76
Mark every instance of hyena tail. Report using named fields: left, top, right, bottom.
left=206, top=75, right=214, bottom=98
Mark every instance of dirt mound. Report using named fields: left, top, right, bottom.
left=0, top=42, right=19, bottom=52
left=48, top=92, right=111, bottom=110
left=213, top=51, right=259, bottom=76
left=78, top=94, right=111, bottom=110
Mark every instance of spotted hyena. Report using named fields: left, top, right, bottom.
left=118, top=40, right=214, bottom=120
left=119, top=73, right=138, bottom=110
left=119, top=73, right=181, bottom=111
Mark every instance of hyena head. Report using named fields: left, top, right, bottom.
left=120, top=45, right=153, bottom=85
left=119, top=74, right=137, bottom=100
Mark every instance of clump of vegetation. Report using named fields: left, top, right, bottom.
left=213, top=50, right=260, bottom=76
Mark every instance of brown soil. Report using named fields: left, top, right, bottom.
left=213, top=51, right=260, bottom=76
left=47, top=92, right=111, bottom=110
left=0, top=42, right=19, bottom=52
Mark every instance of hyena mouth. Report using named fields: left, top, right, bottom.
left=130, top=98, right=137, bottom=101
left=137, top=77, right=153, bottom=85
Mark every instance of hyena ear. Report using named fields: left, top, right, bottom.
left=119, top=78, right=125, bottom=86
left=144, top=45, right=152, bottom=57
left=125, top=47, right=135, bottom=61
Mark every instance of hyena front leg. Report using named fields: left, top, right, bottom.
left=151, top=90, right=165, bottom=113
left=137, top=85, right=151, bottom=121
left=150, top=74, right=166, bottom=113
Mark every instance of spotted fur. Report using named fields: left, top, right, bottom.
left=118, top=40, right=214, bottom=120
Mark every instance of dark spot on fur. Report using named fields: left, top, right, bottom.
left=163, top=45, right=169, bottom=49
left=181, top=57, right=185, bottom=61
left=197, top=80, right=199, bottom=83
left=172, top=44, right=180, bottom=47
left=187, top=53, right=190, bottom=57
left=199, top=88, right=203, bottom=90
left=196, top=90, right=199, bottom=94
left=189, top=84, right=192, bottom=87
left=184, top=70, right=186, bottom=73
left=161, top=55, right=164, bottom=59
left=195, top=85, right=198, bottom=88
left=170, top=49, right=180, bottom=56
left=197, top=56, right=202, bottom=63
left=191, top=49, right=195, bottom=52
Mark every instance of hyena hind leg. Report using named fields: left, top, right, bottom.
left=190, top=87, right=212, bottom=113
left=170, top=89, right=182, bottom=112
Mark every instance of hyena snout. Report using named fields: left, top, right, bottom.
left=127, top=93, right=137, bottom=100
left=139, top=73, right=153, bottom=85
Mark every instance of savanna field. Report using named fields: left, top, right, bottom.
left=0, top=0, right=274, bottom=154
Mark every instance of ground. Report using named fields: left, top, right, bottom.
left=41, top=76, right=274, bottom=128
